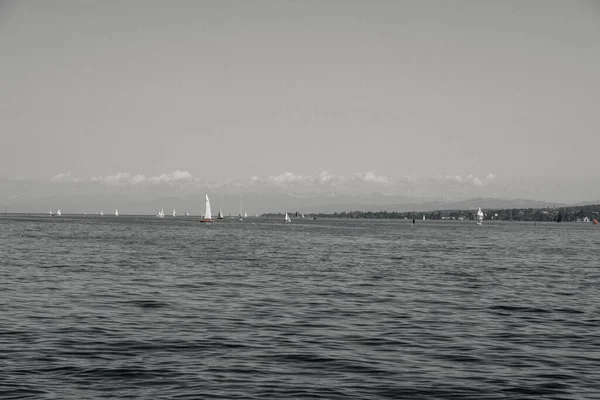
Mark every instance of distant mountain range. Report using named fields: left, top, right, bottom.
left=1, top=190, right=576, bottom=215
left=293, top=197, right=567, bottom=214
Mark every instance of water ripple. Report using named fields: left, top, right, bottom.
left=1, top=216, right=599, bottom=399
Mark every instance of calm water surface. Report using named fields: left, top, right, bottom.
left=1, top=215, right=599, bottom=399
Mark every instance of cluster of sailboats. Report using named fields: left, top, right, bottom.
left=191, top=194, right=292, bottom=223
left=47, top=195, right=292, bottom=222
left=47, top=201, right=482, bottom=225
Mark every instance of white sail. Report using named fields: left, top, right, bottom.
left=218, top=208, right=224, bottom=219
left=204, top=194, right=212, bottom=219
left=56, top=209, right=62, bottom=216
left=284, top=212, right=291, bottom=222
left=185, top=212, right=189, bottom=217
left=173, top=209, right=177, bottom=217
left=476, top=207, right=484, bottom=225
left=157, top=208, right=164, bottom=218
left=422, top=214, right=425, bottom=220
left=115, top=209, right=119, bottom=216
left=244, top=211, right=248, bottom=218
left=100, top=209, right=104, bottom=216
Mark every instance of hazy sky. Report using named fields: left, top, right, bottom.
left=1, top=0, right=599, bottom=202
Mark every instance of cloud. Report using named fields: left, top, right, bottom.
left=148, top=170, right=194, bottom=185
left=250, top=170, right=392, bottom=188
left=434, top=173, right=496, bottom=188
left=50, top=172, right=80, bottom=183
left=47, top=170, right=497, bottom=195
left=54, top=170, right=197, bottom=186
left=250, top=170, right=344, bottom=187
left=355, top=171, right=388, bottom=184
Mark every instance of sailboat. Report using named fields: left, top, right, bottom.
left=115, top=209, right=119, bottom=217
left=185, top=212, right=189, bottom=217
left=56, top=209, right=62, bottom=216
left=217, top=208, right=224, bottom=219
left=238, top=194, right=244, bottom=221
left=476, top=207, right=484, bottom=225
left=157, top=208, right=164, bottom=218
left=200, top=194, right=214, bottom=222
left=172, top=209, right=177, bottom=217
left=284, top=212, right=291, bottom=223
left=100, top=209, right=104, bottom=216
left=422, top=214, right=425, bottom=221
left=244, top=211, right=248, bottom=218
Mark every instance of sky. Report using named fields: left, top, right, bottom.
left=1, top=0, right=599, bottom=206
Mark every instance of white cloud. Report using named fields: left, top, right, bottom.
left=50, top=172, right=80, bottom=183
left=250, top=170, right=343, bottom=187
left=53, top=170, right=197, bottom=186
left=434, top=173, right=496, bottom=188
left=355, top=171, right=388, bottom=184
left=470, top=176, right=484, bottom=187
left=48, top=170, right=497, bottom=194
left=148, top=170, right=194, bottom=184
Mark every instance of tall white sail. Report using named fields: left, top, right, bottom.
left=204, top=194, right=212, bottom=220
left=173, top=208, right=177, bottom=217
left=56, top=209, right=62, bottom=216
left=115, top=209, right=119, bottom=216
left=218, top=208, right=224, bottom=219
left=284, top=212, right=291, bottom=222
left=476, top=207, right=484, bottom=225
left=100, top=209, right=104, bottom=216
left=157, top=208, right=164, bottom=218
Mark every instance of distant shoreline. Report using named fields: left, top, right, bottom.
left=3, top=203, right=599, bottom=223
left=267, top=204, right=600, bottom=222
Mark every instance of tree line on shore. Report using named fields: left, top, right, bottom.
left=310, top=204, right=600, bottom=222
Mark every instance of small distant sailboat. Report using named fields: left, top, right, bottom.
left=239, top=194, right=244, bottom=221
left=172, top=209, right=177, bottom=217
left=284, top=212, right=291, bottom=223
left=56, top=209, right=62, bottom=216
left=476, top=207, right=484, bottom=225
left=100, top=209, right=104, bottom=216
left=48, top=210, right=54, bottom=216
left=217, top=208, right=224, bottom=219
left=422, top=214, right=425, bottom=221
left=185, top=212, right=189, bottom=217
left=115, top=209, right=119, bottom=216
left=244, top=211, right=248, bottom=218
left=157, top=208, right=164, bottom=218
left=200, top=194, right=214, bottom=223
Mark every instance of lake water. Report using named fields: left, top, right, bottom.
left=1, top=215, right=599, bottom=399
